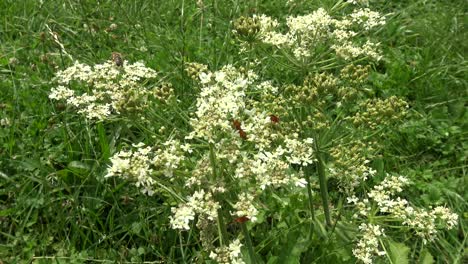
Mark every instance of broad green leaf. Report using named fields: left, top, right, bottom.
left=419, top=249, right=434, bottom=264
left=387, top=240, right=410, bottom=264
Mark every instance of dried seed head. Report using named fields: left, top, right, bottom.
left=233, top=16, right=261, bottom=39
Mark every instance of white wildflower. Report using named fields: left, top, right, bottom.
left=50, top=59, right=158, bottom=120
left=210, top=239, right=245, bottom=264
left=352, top=223, right=386, bottom=264
left=284, top=136, right=315, bottom=166
left=106, top=144, right=156, bottom=195
left=169, top=204, right=195, bottom=230
left=152, top=139, right=186, bottom=177
left=187, top=190, right=220, bottom=221
left=349, top=8, right=386, bottom=31
left=233, top=193, right=259, bottom=222
left=1, top=117, right=11, bottom=127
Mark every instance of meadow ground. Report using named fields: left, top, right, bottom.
left=0, top=0, right=466, bottom=263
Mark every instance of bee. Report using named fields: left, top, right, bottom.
left=112, top=52, right=123, bottom=67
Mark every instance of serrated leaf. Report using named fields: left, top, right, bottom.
left=387, top=240, right=410, bottom=264
left=419, top=249, right=434, bottom=264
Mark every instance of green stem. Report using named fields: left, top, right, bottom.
left=216, top=209, right=228, bottom=247
left=208, top=143, right=218, bottom=179
left=179, top=232, right=187, bottom=264
left=315, top=140, right=332, bottom=227
left=241, top=222, right=256, bottom=264
left=305, top=167, right=316, bottom=238
left=156, top=182, right=184, bottom=202
left=327, top=196, right=343, bottom=239
left=211, top=0, right=218, bottom=67
left=380, top=239, right=393, bottom=264
left=209, top=144, right=228, bottom=246
left=199, top=6, right=204, bottom=52
left=306, top=172, right=316, bottom=219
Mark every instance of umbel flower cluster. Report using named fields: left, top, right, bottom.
left=106, top=140, right=190, bottom=196
left=234, top=6, right=385, bottom=61
left=107, top=64, right=314, bottom=262
left=49, top=59, right=160, bottom=120
left=170, top=64, right=315, bottom=230
left=209, top=239, right=244, bottom=264
left=352, top=223, right=386, bottom=264
left=348, top=174, right=458, bottom=263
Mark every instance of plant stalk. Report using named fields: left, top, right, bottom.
left=315, top=141, right=332, bottom=227
left=306, top=166, right=316, bottom=238
left=241, top=222, right=256, bottom=264
left=306, top=168, right=316, bottom=220
left=216, top=209, right=228, bottom=247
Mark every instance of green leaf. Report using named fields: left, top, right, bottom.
left=137, top=246, right=145, bottom=255
left=387, top=240, right=410, bottom=264
left=313, top=218, right=328, bottom=239
left=20, top=158, right=42, bottom=171
left=0, top=208, right=14, bottom=217
left=419, top=249, right=434, bottom=264
left=266, top=256, right=278, bottom=264
left=277, top=231, right=310, bottom=264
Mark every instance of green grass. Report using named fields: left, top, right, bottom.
left=0, top=0, right=466, bottom=263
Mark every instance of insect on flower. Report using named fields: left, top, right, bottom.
left=112, top=52, right=123, bottom=67
left=234, top=216, right=250, bottom=223
left=232, top=119, right=247, bottom=139
left=270, top=114, right=279, bottom=123
left=238, top=129, right=247, bottom=139
left=232, top=119, right=242, bottom=131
